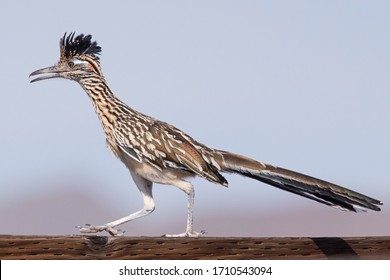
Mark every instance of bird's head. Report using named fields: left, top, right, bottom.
left=30, top=32, right=103, bottom=83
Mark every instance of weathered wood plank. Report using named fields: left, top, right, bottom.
left=1, top=235, right=389, bottom=260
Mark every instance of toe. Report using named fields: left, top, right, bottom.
left=164, top=230, right=206, bottom=238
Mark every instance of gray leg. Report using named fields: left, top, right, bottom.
left=165, top=182, right=205, bottom=237
left=78, top=172, right=155, bottom=236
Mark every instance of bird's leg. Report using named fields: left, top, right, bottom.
left=78, top=174, right=155, bottom=236
left=78, top=206, right=155, bottom=236
left=165, top=187, right=205, bottom=237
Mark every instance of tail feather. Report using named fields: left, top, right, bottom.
left=216, top=150, right=382, bottom=212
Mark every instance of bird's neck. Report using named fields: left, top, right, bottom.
left=77, top=76, right=134, bottom=155
left=79, top=77, right=120, bottom=121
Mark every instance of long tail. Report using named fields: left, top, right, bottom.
left=215, top=150, right=382, bottom=212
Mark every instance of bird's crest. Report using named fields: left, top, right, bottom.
left=60, top=32, right=101, bottom=61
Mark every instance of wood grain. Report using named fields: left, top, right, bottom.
left=1, top=235, right=389, bottom=260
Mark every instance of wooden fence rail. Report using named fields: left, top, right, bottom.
left=1, top=235, right=389, bottom=260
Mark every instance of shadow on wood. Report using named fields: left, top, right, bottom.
left=1, top=235, right=389, bottom=260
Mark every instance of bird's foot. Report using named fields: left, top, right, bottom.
left=76, top=224, right=124, bottom=236
left=163, top=230, right=206, bottom=238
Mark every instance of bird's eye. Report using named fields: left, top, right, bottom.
left=69, top=58, right=88, bottom=68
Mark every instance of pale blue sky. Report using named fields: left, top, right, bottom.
left=0, top=1, right=389, bottom=236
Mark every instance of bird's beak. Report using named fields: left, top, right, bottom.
left=29, top=66, right=66, bottom=83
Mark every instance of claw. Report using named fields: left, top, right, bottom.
left=106, top=226, right=124, bottom=236
left=77, top=224, right=124, bottom=236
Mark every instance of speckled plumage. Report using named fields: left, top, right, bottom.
left=30, top=33, right=382, bottom=236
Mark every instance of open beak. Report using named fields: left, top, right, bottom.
left=29, top=66, right=66, bottom=83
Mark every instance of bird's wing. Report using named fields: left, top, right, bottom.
left=114, top=117, right=227, bottom=185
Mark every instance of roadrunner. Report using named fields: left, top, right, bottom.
left=30, top=33, right=382, bottom=237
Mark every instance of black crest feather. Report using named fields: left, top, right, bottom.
left=61, top=32, right=101, bottom=60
